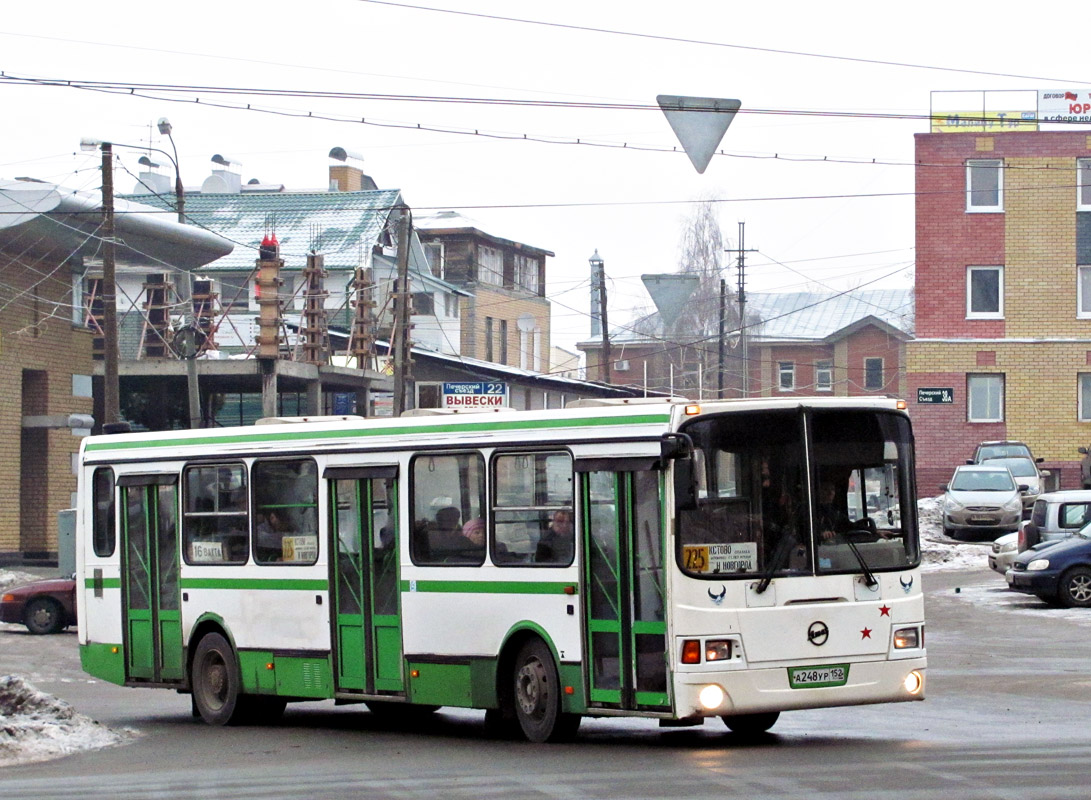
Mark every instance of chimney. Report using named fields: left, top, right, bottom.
left=328, top=147, right=378, bottom=191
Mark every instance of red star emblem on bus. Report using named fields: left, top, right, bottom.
left=860, top=627, right=872, bottom=639
left=879, top=605, right=891, bottom=616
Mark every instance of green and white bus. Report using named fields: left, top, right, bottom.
left=76, top=396, right=925, bottom=742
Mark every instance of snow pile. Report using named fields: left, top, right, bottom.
left=0, top=570, right=42, bottom=591
left=917, top=494, right=993, bottom=572
left=0, top=675, right=135, bottom=767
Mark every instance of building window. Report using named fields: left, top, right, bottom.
left=1079, top=267, right=1091, bottom=319
left=479, top=245, right=504, bottom=286
left=864, top=358, right=884, bottom=391
left=417, top=383, right=442, bottom=409
left=423, top=241, right=444, bottom=277
left=1079, top=159, right=1091, bottom=210
left=1080, top=374, right=1091, bottom=422
left=967, top=159, right=1003, bottom=211
left=444, top=293, right=459, bottom=318
left=412, top=292, right=435, bottom=316
left=514, top=254, right=539, bottom=293
left=219, top=275, right=250, bottom=311
left=815, top=360, right=832, bottom=392
left=485, top=317, right=494, bottom=361
left=778, top=361, right=795, bottom=392
left=968, top=373, right=1004, bottom=422
left=500, top=319, right=508, bottom=364
left=967, top=266, right=1003, bottom=319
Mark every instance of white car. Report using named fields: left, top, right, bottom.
left=988, top=490, right=1091, bottom=574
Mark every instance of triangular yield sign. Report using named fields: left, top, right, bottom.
left=657, top=95, right=741, bottom=174
left=642, top=273, right=700, bottom=328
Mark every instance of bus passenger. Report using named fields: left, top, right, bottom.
left=255, top=509, right=289, bottom=562
left=536, top=508, right=574, bottom=564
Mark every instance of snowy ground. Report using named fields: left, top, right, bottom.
left=0, top=675, right=136, bottom=767
left=0, top=497, right=1055, bottom=767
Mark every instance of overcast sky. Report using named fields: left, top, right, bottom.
left=2, top=1, right=1085, bottom=352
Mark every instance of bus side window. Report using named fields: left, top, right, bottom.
left=252, top=459, right=319, bottom=565
left=492, top=451, right=573, bottom=567
left=92, top=467, right=116, bottom=557
left=410, top=453, right=486, bottom=566
left=182, top=464, right=249, bottom=565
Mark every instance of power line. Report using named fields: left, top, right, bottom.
left=355, top=0, right=1091, bottom=85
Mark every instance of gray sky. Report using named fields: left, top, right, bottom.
left=2, top=1, right=1085, bottom=352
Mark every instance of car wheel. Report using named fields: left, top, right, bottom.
left=722, top=711, right=780, bottom=735
left=1058, top=567, right=1091, bottom=608
left=191, top=632, right=245, bottom=725
left=24, top=597, right=64, bottom=635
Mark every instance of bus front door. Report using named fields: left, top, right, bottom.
left=119, top=476, right=183, bottom=684
left=329, top=468, right=404, bottom=695
left=582, top=467, right=670, bottom=711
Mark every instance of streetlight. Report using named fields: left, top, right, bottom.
left=81, top=127, right=202, bottom=428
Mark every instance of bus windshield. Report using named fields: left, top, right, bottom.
left=677, top=408, right=918, bottom=580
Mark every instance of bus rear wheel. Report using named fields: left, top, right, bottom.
left=511, top=639, right=580, bottom=743
left=722, top=711, right=780, bottom=735
left=192, top=633, right=244, bottom=726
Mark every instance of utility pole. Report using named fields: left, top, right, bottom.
left=100, top=143, right=120, bottom=427
left=718, top=278, right=726, bottom=398
left=392, top=205, right=413, bottom=415
left=724, top=222, right=757, bottom=398
left=589, top=250, right=611, bottom=383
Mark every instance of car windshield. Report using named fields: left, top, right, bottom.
left=977, top=444, right=1031, bottom=461
left=950, top=470, right=1015, bottom=492
left=983, top=457, right=1036, bottom=478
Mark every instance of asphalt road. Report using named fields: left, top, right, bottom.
left=3, top=566, right=1091, bottom=800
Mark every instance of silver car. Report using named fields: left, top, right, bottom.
left=989, top=490, right=1091, bottom=574
left=942, top=464, right=1024, bottom=540
left=980, top=456, right=1047, bottom=516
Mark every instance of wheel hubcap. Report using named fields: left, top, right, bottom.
left=30, top=607, right=54, bottom=627
left=204, top=656, right=227, bottom=708
left=1070, top=575, right=1091, bottom=602
left=516, top=657, right=547, bottom=717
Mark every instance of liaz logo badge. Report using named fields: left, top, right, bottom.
left=900, top=576, right=914, bottom=594
left=807, top=621, right=829, bottom=646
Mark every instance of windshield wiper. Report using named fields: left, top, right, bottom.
left=842, top=535, right=878, bottom=588
left=755, top=534, right=795, bottom=594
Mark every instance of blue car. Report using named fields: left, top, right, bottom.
left=1007, top=530, right=1091, bottom=607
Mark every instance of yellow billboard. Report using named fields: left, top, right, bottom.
left=930, top=111, right=1037, bottom=133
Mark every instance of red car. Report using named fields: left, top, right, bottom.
left=0, top=575, right=77, bottom=634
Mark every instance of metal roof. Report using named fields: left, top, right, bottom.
left=415, top=210, right=555, bottom=257
left=0, top=179, right=233, bottom=269
left=125, top=188, right=403, bottom=273
left=599, top=288, right=913, bottom=346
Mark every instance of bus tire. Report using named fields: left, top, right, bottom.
left=192, top=632, right=244, bottom=726
left=722, top=711, right=780, bottom=735
left=511, top=639, right=579, bottom=743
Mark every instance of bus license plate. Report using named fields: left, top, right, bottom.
left=787, top=664, right=849, bottom=689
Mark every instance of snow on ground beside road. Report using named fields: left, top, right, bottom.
left=917, top=495, right=989, bottom=572
left=0, top=675, right=136, bottom=767
left=0, top=570, right=44, bottom=590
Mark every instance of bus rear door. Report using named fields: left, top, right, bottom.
left=579, top=462, right=670, bottom=711
left=117, top=474, right=183, bottom=684
left=327, top=466, right=404, bottom=695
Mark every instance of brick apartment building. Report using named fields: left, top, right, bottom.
left=907, top=130, right=1091, bottom=492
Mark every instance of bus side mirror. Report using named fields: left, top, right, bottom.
left=674, top=458, right=698, bottom=511
left=660, top=432, right=692, bottom=461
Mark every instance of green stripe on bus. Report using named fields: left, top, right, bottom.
left=179, top=577, right=328, bottom=591
left=83, top=412, right=671, bottom=453
left=84, top=577, right=122, bottom=589
left=400, top=580, right=575, bottom=595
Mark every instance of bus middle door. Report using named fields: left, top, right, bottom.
left=579, top=462, right=670, bottom=711
left=118, top=474, right=183, bottom=684
left=327, top=466, right=404, bottom=695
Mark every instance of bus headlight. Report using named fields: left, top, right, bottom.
left=893, top=627, right=920, bottom=649
left=903, top=670, right=924, bottom=695
left=705, top=640, right=732, bottom=662
left=698, top=684, right=725, bottom=709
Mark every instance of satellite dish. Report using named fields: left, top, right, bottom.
left=517, top=313, right=536, bottom=333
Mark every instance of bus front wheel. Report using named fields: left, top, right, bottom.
left=192, top=632, right=244, bottom=725
left=722, top=711, right=780, bottom=735
left=511, top=639, right=580, bottom=743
